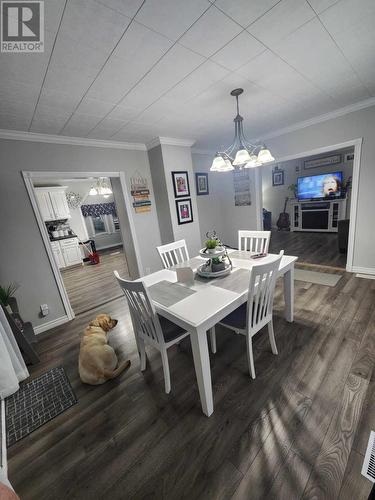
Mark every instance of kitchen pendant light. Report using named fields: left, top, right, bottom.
left=89, top=177, right=113, bottom=196
left=210, top=88, right=275, bottom=172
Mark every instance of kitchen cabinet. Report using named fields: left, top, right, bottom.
left=35, top=187, right=71, bottom=221
left=51, top=241, right=65, bottom=269
left=50, top=238, right=82, bottom=268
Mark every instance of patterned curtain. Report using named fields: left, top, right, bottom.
left=81, top=202, right=117, bottom=217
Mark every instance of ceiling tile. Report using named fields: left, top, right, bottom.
left=248, top=0, right=315, bottom=47
left=135, top=0, right=211, bottom=40
left=30, top=105, right=73, bottom=134
left=0, top=112, right=33, bottom=131
left=87, top=117, right=128, bottom=139
left=107, top=104, right=140, bottom=121
left=59, top=0, right=131, bottom=52
left=61, top=113, right=103, bottom=136
left=273, top=18, right=370, bottom=103
left=94, top=0, right=144, bottom=18
left=308, top=0, right=341, bottom=13
left=319, top=0, right=375, bottom=95
left=75, top=97, right=117, bottom=117
left=179, top=6, right=242, bottom=57
left=214, top=0, right=281, bottom=28
left=210, top=31, right=266, bottom=71
left=43, top=66, right=93, bottom=96
left=119, top=44, right=205, bottom=109
left=37, top=88, right=83, bottom=112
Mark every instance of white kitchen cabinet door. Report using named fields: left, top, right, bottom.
left=35, top=189, right=55, bottom=221
left=61, top=241, right=82, bottom=267
left=51, top=242, right=65, bottom=269
left=50, top=191, right=70, bottom=220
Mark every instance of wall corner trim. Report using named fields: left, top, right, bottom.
left=146, top=136, right=195, bottom=150
left=0, top=129, right=147, bottom=150
left=350, top=266, right=375, bottom=276
left=34, top=315, right=70, bottom=335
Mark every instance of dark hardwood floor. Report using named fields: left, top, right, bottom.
left=8, top=270, right=375, bottom=499
left=61, top=247, right=129, bottom=315
left=269, top=230, right=347, bottom=268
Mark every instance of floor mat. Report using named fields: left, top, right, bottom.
left=6, top=367, right=77, bottom=447
left=294, top=268, right=343, bottom=287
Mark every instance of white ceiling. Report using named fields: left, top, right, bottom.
left=1, top=0, right=375, bottom=149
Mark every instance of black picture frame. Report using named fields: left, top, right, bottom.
left=175, top=198, right=193, bottom=225
left=195, top=172, right=209, bottom=195
left=171, top=171, right=190, bottom=198
left=272, top=169, right=284, bottom=186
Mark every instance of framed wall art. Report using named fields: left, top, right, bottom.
left=195, top=172, right=209, bottom=195
left=176, top=198, right=193, bottom=225
left=171, top=171, right=190, bottom=198
left=304, top=154, right=341, bottom=170
left=272, top=169, right=284, bottom=186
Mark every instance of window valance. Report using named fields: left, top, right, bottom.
left=81, top=202, right=117, bottom=217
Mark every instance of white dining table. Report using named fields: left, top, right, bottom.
left=139, top=250, right=298, bottom=417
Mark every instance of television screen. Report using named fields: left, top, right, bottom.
left=297, top=171, right=343, bottom=200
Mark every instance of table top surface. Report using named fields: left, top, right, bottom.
left=139, top=251, right=298, bottom=330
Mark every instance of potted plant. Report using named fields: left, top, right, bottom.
left=0, top=283, right=19, bottom=314
left=205, top=238, right=218, bottom=254
left=211, top=257, right=225, bottom=272
left=288, top=184, right=297, bottom=198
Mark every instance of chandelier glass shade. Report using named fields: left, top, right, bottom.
left=89, top=177, right=113, bottom=196
left=210, top=88, right=275, bottom=172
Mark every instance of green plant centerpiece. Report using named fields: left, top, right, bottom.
left=198, top=231, right=232, bottom=277
left=0, top=282, right=19, bottom=313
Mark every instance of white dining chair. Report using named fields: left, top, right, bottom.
left=157, top=239, right=190, bottom=269
left=114, top=271, right=190, bottom=393
left=210, top=251, right=283, bottom=379
left=238, top=230, right=271, bottom=254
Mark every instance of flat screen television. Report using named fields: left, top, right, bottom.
left=297, top=171, right=343, bottom=201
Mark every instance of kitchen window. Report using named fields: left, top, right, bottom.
left=92, top=215, right=106, bottom=235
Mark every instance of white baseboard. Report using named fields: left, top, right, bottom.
left=356, top=273, right=375, bottom=280
left=34, top=315, right=70, bottom=334
left=351, top=266, right=375, bottom=276
left=96, top=243, right=123, bottom=251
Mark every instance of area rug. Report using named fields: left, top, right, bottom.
left=6, top=367, right=77, bottom=447
left=294, top=268, right=343, bottom=287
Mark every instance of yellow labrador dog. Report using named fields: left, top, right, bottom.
left=79, top=313, right=130, bottom=385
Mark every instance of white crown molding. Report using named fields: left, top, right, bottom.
left=146, top=136, right=195, bottom=150
left=254, top=97, right=375, bottom=142
left=0, top=128, right=147, bottom=150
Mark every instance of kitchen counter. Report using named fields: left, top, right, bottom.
left=49, top=235, right=78, bottom=242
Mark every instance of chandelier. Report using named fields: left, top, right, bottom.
left=89, top=177, right=113, bottom=198
left=210, top=88, right=275, bottom=172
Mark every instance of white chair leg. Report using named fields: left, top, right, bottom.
left=139, top=338, right=147, bottom=371
left=268, top=321, right=278, bottom=355
left=246, top=335, right=256, bottom=379
left=161, top=349, right=171, bottom=394
left=209, top=327, right=217, bottom=354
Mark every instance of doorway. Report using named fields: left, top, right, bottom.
left=23, top=171, right=142, bottom=323
left=260, top=139, right=362, bottom=271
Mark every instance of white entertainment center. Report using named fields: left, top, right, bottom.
left=290, top=198, right=347, bottom=233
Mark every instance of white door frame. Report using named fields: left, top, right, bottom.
left=259, top=138, right=362, bottom=272
left=22, top=170, right=144, bottom=323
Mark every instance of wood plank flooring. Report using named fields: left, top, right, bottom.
left=8, top=271, right=375, bottom=499
left=60, top=247, right=129, bottom=315
left=269, top=230, right=347, bottom=268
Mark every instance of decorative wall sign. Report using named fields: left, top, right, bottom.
left=304, top=154, right=341, bottom=170
left=233, top=169, right=251, bottom=206
left=176, top=198, right=193, bottom=224
left=195, top=172, right=209, bottom=195
left=272, top=169, right=284, bottom=186
left=130, top=174, right=151, bottom=213
left=172, top=171, right=190, bottom=198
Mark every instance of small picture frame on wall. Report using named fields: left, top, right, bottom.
left=195, top=172, right=209, bottom=195
left=176, top=198, right=193, bottom=225
left=272, top=169, right=284, bottom=186
left=172, top=171, right=190, bottom=198
left=345, top=152, right=354, bottom=162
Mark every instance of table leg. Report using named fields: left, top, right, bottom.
left=190, top=327, right=213, bottom=417
left=283, top=265, right=294, bottom=323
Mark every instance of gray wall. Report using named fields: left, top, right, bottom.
left=192, top=152, right=260, bottom=249
left=262, top=147, right=354, bottom=226
left=263, top=105, right=375, bottom=272
left=0, top=139, right=161, bottom=328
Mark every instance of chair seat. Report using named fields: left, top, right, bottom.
left=220, top=303, right=247, bottom=330
left=158, top=315, right=186, bottom=342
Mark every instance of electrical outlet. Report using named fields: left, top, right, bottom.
left=40, top=304, right=49, bottom=316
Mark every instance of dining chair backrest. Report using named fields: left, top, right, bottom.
left=246, top=251, right=283, bottom=335
left=238, top=230, right=271, bottom=253
left=157, top=239, right=190, bottom=269
left=114, top=271, right=164, bottom=345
